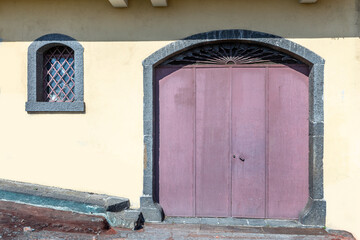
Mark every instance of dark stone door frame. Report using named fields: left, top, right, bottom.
left=140, top=29, right=325, bottom=227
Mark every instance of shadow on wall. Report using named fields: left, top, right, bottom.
left=0, top=0, right=359, bottom=41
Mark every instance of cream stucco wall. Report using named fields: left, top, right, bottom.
left=0, top=0, right=359, bottom=238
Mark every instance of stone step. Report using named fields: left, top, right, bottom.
left=0, top=178, right=129, bottom=214
left=107, top=209, right=144, bottom=230
left=0, top=178, right=144, bottom=229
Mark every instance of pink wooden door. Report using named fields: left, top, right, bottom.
left=195, top=67, right=231, bottom=217
left=158, top=67, right=195, bottom=216
left=267, top=66, right=309, bottom=219
left=157, top=65, right=309, bottom=219
left=231, top=67, right=266, bottom=218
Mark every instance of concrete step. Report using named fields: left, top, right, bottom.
left=0, top=178, right=129, bottom=214
left=0, top=178, right=144, bottom=230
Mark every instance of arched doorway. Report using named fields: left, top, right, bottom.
left=156, top=42, right=309, bottom=219
left=141, top=30, right=325, bottom=227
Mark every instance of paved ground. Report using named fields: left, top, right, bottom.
left=0, top=201, right=355, bottom=240
left=0, top=200, right=110, bottom=239
left=6, top=224, right=356, bottom=240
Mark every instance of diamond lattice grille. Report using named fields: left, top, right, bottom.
left=43, top=46, right=75, bottom=102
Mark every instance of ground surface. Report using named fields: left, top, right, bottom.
left=4, top=224, right=356, bottom=240
left=0, top=201, right=355, bottom=240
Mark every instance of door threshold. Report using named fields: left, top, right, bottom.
left=164, top=217, right=316, bottom=228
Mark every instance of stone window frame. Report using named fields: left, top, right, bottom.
left=26, top=33, right=85, bottom=112
left=141, top=29, right=325, bottom=227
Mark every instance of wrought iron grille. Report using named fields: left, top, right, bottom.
left=43, top=46, right=75, bottom=102
left=161, top=42, right=302, bottom=66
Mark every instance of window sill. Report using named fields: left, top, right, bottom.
left=25, top=101, right=85, bottom=112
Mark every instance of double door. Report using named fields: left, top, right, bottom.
left=157, top=65, right=309, bottom=219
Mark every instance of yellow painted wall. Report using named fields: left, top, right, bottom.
left=0, top=0, right=359, bottom=237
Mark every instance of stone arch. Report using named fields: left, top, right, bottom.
left=141, top=29, right=325, bottom=227
left=26, top=33, right=84, bottom=112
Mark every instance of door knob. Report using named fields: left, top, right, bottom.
left=239, top=157, right=245, bottom=162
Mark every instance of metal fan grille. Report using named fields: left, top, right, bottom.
left=161, top=43, right=301, bottom=66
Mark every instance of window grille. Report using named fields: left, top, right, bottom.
left=43, top=46, right=75, bottom=102
left=160, top=43, right=302, bottom=66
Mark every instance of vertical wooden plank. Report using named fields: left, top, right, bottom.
left=268, top=66, right=309, bottom=219
left=231, top=67, right=266, bottom=218
left=195, top=67, right=231, bottom=217
left=158, top=67, right=195, bottom=216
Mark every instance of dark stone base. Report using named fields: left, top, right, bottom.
left=299, top=198, right=326, bottom=226
left=140, top=195, right=326, bottom=227
left=165, top=217, right=304, bottom=228
left=140, top=196, right=164, bottom=222
left=106, top=210, right=144, bottom=230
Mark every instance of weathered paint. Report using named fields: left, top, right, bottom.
left=195, top=67, right=231, bottom=217
left=267, top=66, right=309, bottom=219
left=158, top=67, right=195, bottom=216
left=158, top=65, right=308, bottom=219
left=231, top=67, right=266, bottom=218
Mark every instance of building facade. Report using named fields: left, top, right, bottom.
left=0, top=0, right=359, bottom=238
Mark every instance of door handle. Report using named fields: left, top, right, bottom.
left=232, top=155, right=245, bottom=162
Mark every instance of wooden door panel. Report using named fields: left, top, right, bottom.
left=231, top=68, right=266, bottom=218
left=267, top=66, right=309, bottom=219
left=157, top=64, right=310, bottom=220
left=158, top=67, right=195, bottom=216
left=195, top=67, right=231, bottom=217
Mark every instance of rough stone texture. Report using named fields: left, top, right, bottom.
left=25, top=102, right=85, bottom=112
left=0, top=190, right=106, bottom=214
left=143, top=30, right=325, bottom=67
left=299, top=198, right=326, bottom=227
left=26, top=33, right=85, bottom=112
left=106, top=210, right=144, bottom=230
left=308, top=136, right=324, bottom=200
left=265, top=219, right=301, bottom=228
left=166, top=217, right=303, bottom=228
left=105, top=198, right=130, bottom=212
left=200, top=217, right=220, bottom=226
left=310, top=121, right=324, bottom=136
left=140, top=196, right=164, bottom=222
left=0, top=200, right=111, bottom=239
left=309, top=64, right=324, bottom=123
left=218, top=218, right=249, bottom=226
left=143, top=136, right=154, bottom=196
left=0, top=178, right=130, bottom=215
left=165, top=217, right=202, bottom=225
left=247, top=218, right=267, bottom=227
left=140, top=195, right=155, bottom=207
left=141, top=207, right=163, bottom=223
left=143, top=66, right=154, bottom=122
left=141, top=29, right=326, bottom=227
left=143, top=119, right=153, bottom=137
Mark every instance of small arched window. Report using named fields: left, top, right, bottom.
left=43, top=46, right=75, bottom=102
left=26, top=33, right=84, bottom=112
